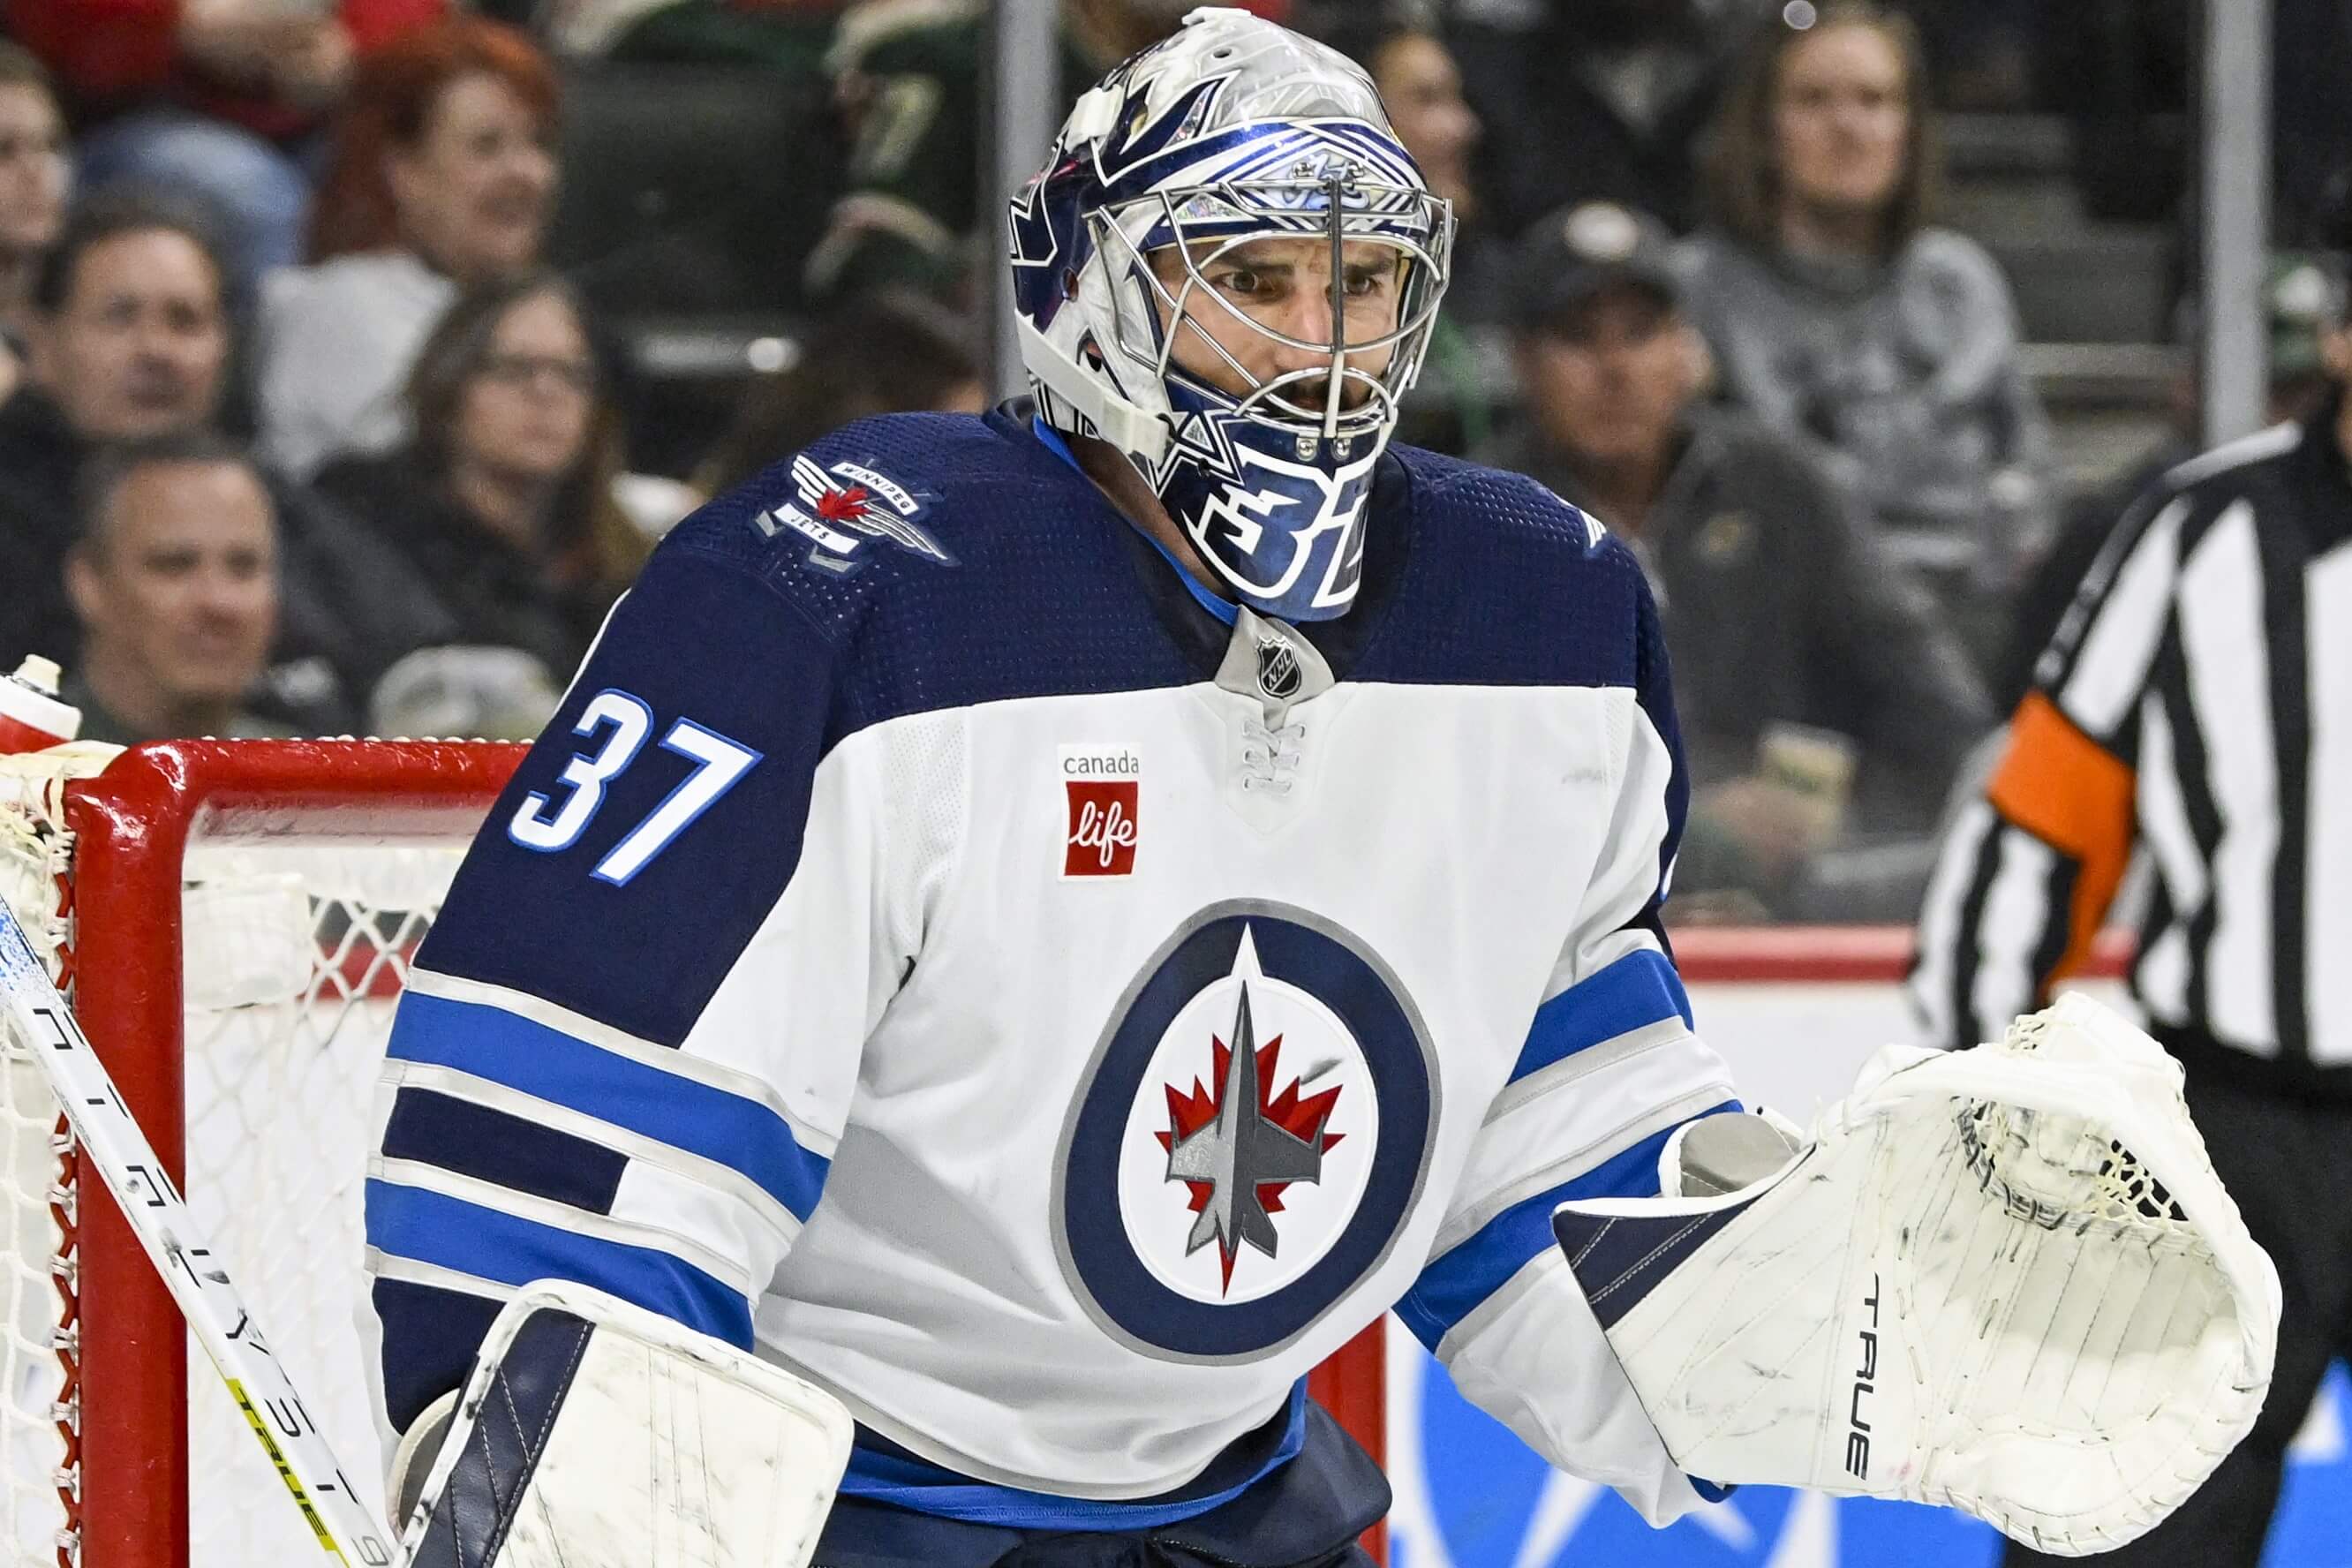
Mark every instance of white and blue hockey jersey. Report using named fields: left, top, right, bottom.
left=364, top=409, right=1740, bottom=1534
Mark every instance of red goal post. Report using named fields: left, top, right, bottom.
left=34, top=740, right=522, bottom=1568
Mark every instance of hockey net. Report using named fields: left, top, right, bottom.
left=0, top=735, right=1393, bottom=1568
left=0, top=739, right=521, bottom=1568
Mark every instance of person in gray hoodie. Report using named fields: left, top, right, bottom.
left=1482, top=200, right=1994, bottom=918
left=1674, top=1, right=2055, bottom=675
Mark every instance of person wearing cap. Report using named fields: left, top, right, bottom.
left=1481, top=199, right=1993, bottom=918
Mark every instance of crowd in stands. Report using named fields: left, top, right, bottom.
left=0, top=0, right=2335, bottom=924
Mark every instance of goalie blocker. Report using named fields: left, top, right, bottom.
left=1553, top=993, right=2280, bottom=1557
left=393, top=1281, right=853, bottom=1568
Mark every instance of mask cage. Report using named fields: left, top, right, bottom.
left=1086, top=174, right=1455, bottom=452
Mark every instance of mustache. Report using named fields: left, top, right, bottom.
left=1265, top=373, right=1374, bottom=412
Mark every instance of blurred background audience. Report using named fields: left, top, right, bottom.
left=1486, top=200, right=1989, bottom=918
left=61, top=432, right=286, bottom=742
left=313, top=271, right=645, bottom=738
left=0, top=190, right=447, bottom=731
left=1677, top=1, right=2055, bottom=680
left=0, top=0, right=2323, bottom=926
left=0, top=45, right=67, bottom=404
left=9, top=0, right=441, bottom=304
left=1447, top=0, right=1733, bottom=239
left=694, top=288, right=979, bottom=497
left=0, top=192, right=235, bottom=665
left=259, top=17, right=557, bottom=479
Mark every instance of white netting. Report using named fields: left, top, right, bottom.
left=0, top=745, right=112, bottom=1568
left=1958, top=1010, right=2196, bottom=1234
left=0, top=747, right=475, bottom=1567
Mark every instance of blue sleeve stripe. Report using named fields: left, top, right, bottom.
left=1511, top=948, right=1694, bottom=1085
left=386, top=991, right=829, bottom=1222
left=1396, top=1101, right=1738, bottom=1352
left=366, top=1179, right=753, bottom=1348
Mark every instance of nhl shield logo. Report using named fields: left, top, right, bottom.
left=1255, top=635, right=1303, bottom=702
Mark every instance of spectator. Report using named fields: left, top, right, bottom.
left=312, top=272, right=649, bottom=738
left=1677, top=0, right=2057, bottom=674
left=1446, top=0, right=1730, bottom=238
left=1482, top=200, right=1991, bottom=917
left=1349, top=19, right=1496, bottom=456
left=59, top=433, right=288, bottom=742
left=1357, top=22, right=1485, bottom=295
left=808, top=0, right=1287, bottom=304
left=0, top=190, right=232, bottom=669
left=695, top=290, right=982, bottom=496
left=0, top=46, right=69, bottom=406
left=10, top=0, right=444, bottom=302
left=0, top=190, right=451, bottom=722
left=257, top=18, right=558, bottom=479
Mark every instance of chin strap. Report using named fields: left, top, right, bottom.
left=1018, top=313, right=1171, bottom=467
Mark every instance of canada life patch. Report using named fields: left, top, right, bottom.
left=1061, top=744, right=1140, bottom=878
left=1053, top=902, right=1438, bottom=1361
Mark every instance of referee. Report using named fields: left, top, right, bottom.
left=1911, top=254, right=2352, bottom=1565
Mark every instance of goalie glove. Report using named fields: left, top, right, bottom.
left=1553, top=992, right=2280, bottom=1557
left=394, top=1281, right=854, bottom=1568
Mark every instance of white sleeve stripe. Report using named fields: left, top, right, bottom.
left=1540, top=926, right=1666, bottom=1006
left=1909, top=797, right=2000, bottom=1047
left=2137, top=691, right=2207, bottom=915
left=381, top=1059, right=803, bottom=1251
left=1434, top=1248, right=1550, bottom=1367
left=1970, top=829, right=2060, bottom=1045
left=2057, top=495, right=2186, bottom=737
left=405, top=966, right=841, bottom=1160
left=609, top=1161, right=792, bottom=1301
left=1485, top=1016, right=1694, bottom=1127
left=371, top=1156, right=758, bottom=1300
left=1436, top=1066, right=1735, bottom=1258
left=2177, top=504, right=2280, bottom=1051
left=365, top=1248, right=518, bottom=1304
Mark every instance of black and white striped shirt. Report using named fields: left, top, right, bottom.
left=1911, top=403, right=2352, bottom=1092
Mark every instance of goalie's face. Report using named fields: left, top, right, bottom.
left=1147, top=236, right=1406, bottom=418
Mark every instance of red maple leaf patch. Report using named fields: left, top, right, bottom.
left=813, top=484, right=871, bottom=525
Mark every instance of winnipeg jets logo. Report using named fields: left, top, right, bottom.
left=1158, top=977, right=1344, bottom=1292
left=752, top=455, right=955, bottom=574
left=1058, top=903, right=1436, bottom=1356
left=1109, top=922, right=1384, bottom=1308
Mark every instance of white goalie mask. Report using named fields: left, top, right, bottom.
left=1009, top=6, right=1454, bottom=621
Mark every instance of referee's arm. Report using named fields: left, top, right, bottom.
left=1910, top=493, right=2190, bottom=1051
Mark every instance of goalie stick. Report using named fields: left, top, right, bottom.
left=0, top=889, right=396, bottom=1565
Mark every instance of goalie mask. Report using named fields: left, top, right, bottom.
left=1011, top=6, right=1453, bottom=621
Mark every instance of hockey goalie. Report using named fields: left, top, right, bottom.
left=366, top=11, right=2278, bottom=1566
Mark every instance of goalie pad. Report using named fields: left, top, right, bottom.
left=397, top=1281, right=854, bottom=1568
left=1553, top=993, right=2280, bottom=1557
